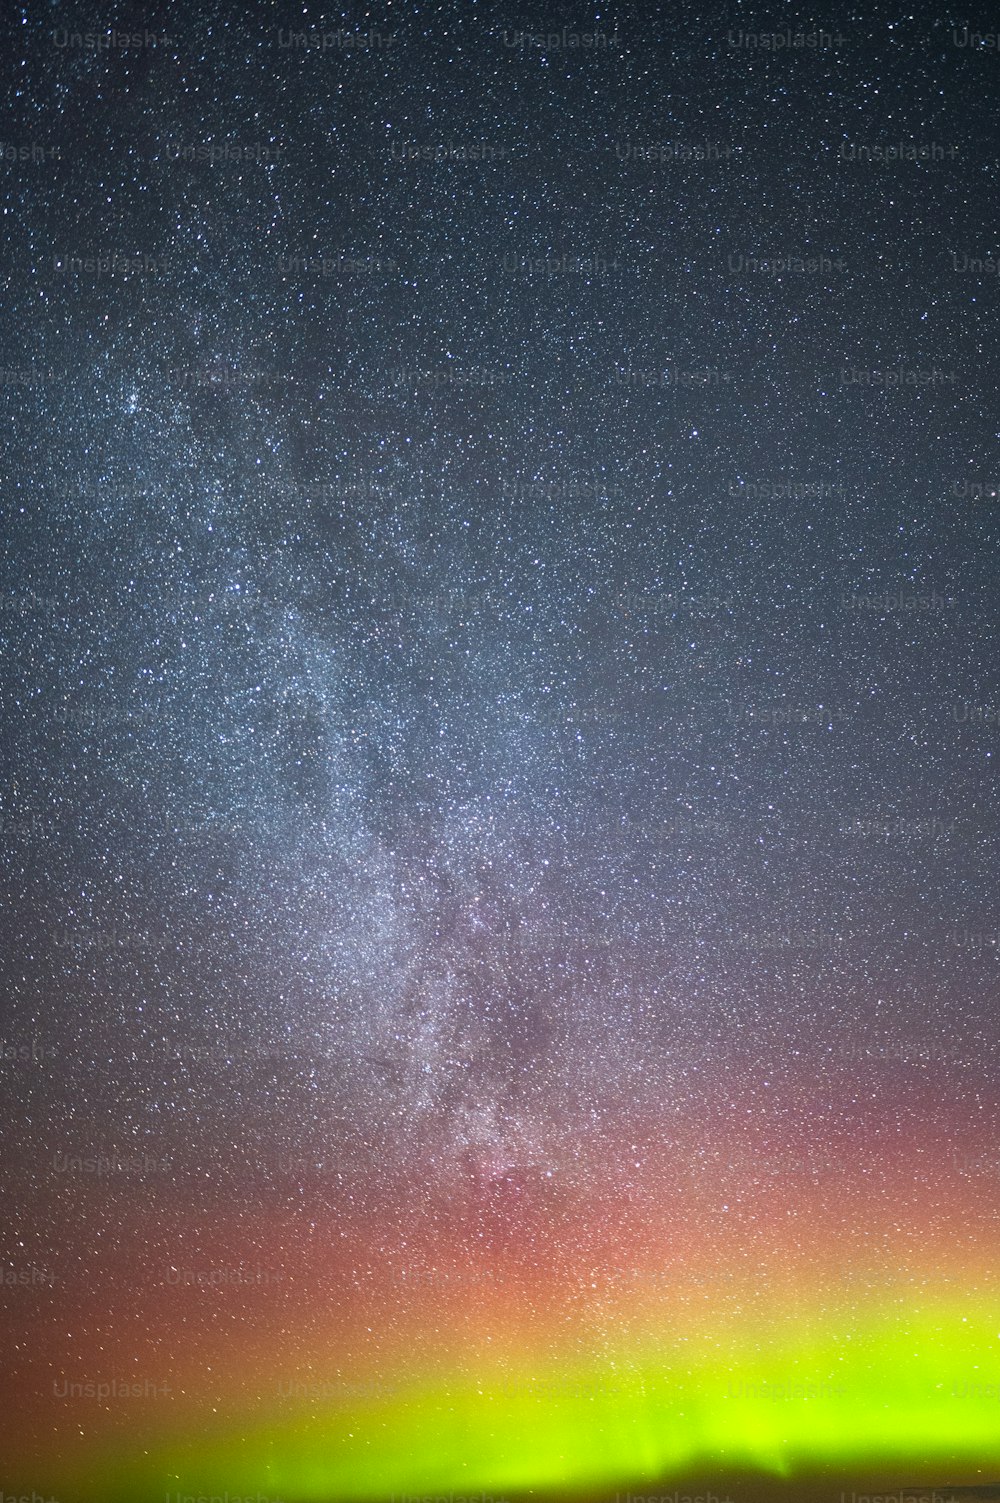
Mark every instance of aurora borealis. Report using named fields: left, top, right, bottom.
left=3, top=2, right=1000, bottom=1500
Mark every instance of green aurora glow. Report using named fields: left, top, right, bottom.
left=38, top=1302, right=1000, bottom=1502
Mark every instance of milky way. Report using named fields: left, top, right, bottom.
left=2, top=4, right=1000, bottom=1501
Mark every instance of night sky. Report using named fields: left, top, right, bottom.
left=2, top=3, right=1000, bottom=1501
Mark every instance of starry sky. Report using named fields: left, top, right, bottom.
left=2, top=2, right=1000, bottom=1500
